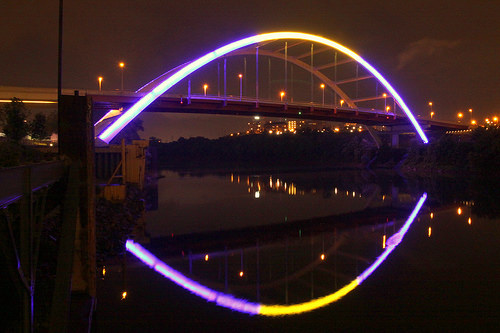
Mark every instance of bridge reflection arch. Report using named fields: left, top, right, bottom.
left=97, top=32, right=429, bottom=144
left=125, top=193, right=427, bottom=316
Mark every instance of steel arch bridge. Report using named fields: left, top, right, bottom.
left=95, top=32, right=429, bottom=145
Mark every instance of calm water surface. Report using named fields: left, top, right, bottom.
left=95, top=169, right=500, bottom=331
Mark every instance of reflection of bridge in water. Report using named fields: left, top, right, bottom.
left=143, top=188, right=422, bottom=305
left=126, top=193, right=426, bottom=316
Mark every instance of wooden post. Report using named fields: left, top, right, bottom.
left=52, top=93, right=96, bottom=331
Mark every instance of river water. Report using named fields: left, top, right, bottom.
left=95, top=169, right=500, bottom=331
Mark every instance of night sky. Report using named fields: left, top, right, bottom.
left=1, top=0, right=499, bottom=141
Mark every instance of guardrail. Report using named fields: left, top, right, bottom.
left=0, top=160, right=66, bottom=208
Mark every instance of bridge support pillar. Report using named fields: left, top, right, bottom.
left=391, top=132, right=400, bottom=148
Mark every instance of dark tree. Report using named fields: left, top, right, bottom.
left=1, top=98, right=29, bottom=143
left=29, top=113, right=48, bottom=140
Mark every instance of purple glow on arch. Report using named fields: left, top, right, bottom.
left=97, top=32, right=429, bottom=144
left=357, top=193, right=427, bottom=284
left=125, top=240, right=260, bottom=315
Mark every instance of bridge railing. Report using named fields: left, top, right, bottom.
left=0, top=160, right=66, bottom=207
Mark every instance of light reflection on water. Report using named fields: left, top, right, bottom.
left=98, top=171, right=500, bottom=329
left=135, top=170, right=428, bottom=311
left=146, top=170, right=411, bottom=237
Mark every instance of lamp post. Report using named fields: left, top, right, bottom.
left=340, top=99, right=344, bottom=108
left=457, top=112, right=463, bottom=123
left=119, top=62, right=125, bottom=91
left=383, top=93, right=387, bottom=112
left=429, top=101, right=433, bottom=118
left=280, top=91, right=285, bottom=102
left=320, top=83, right=325, bottom=106
left=386, top=106, right=391, bottom=113
left=238, top=74, right=243, bottom=101
left=468, top=108, right=473, bottom=125
left=203, top=84, right=208, bottom=96
left=98, top=76, right=103, bottom=93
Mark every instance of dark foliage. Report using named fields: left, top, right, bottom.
left=1, top=97, right=29, bottom=143
left=403, top=127, right=500, bottom=177
left=29, top=113, right=48, bottom=140
left=151, top=131, right=406, bottom=170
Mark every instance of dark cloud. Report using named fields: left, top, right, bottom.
left=397, top=38, right=461, bottom=70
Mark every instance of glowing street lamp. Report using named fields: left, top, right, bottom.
left=203, top=84, right=208, bottom=96
left=238, top=74, right=243, bottom=101
left=386, top=105, right=391, bottom=112
left=430, top=111, right=435, bottom=119
left=320, top=83, right=325, bottom=106
left=340, top=99, right=344, bottom=107
left=98, top=76, right=103, bottom=93
left=280, top=91, right=285, bottom=102
left=457, top=112, right=463, bottom=123
left=119, top=62, right=125, bottom=91
left=468, top=108, right=473, bottom=124
left=383, top=93, right=387, bottom=111
left=429, top=101, right=433, bottom=118
left=494, top=116, right=499, bottom=123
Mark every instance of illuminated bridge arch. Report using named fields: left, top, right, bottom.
left=98, top=32, right=428, bottom=144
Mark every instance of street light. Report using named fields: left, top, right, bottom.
left=457, top=112, right=463, bottom=123
left=203, top=84, right=208, bottom=96
left=340, top=99, right=344, bottom=107
left=238, top=74, right=243, bottom=101
left=430, top=111, right=435, bottom=119
left=98, top=76, right=103, bottom=93
left=429, top=101, right=433, bottom=118
left=119, top=62, right=125, bottom=91
left=320, top=83, right=325, bottom=106
left=383, top=93, right=387, bottom=111
left=468, top=108, right=473, bottom=125
left=280, top=91, right=285, bottom=101
left=386, top=105, right=391, bottom=112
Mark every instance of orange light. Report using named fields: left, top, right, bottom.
left=493, top=116, right=498, bottom=122
left=239, top=271, right=244, bottom=277
left=382, top=235, right=386, bottom=249
left=457, top=112, right=463, bottom=118
left=457, top=207, right=462, bottom=215
left=340, top=99, right=344, bottom=107
left=430, top=212, right=434, bottom=219
left=121, top=291, right=127, bottom=300
left=320, top=83, right=325, bottom=89
left=428, top=101, right=433, bottom=106
left=119, top=62, right=125, bottom=68
left=205, top=254, right=209, bottom=261
left=428, top=227, right=432, bottom=237
left=320, top=254, right=325, bottom=260
left=238, top=74, right=243, bottom=78
left=468, top=217, right=472, bottom=225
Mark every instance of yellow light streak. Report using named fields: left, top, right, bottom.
left=259, top=280, right=358, bottom=316
left=0, top=99, right=57, bottom=104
